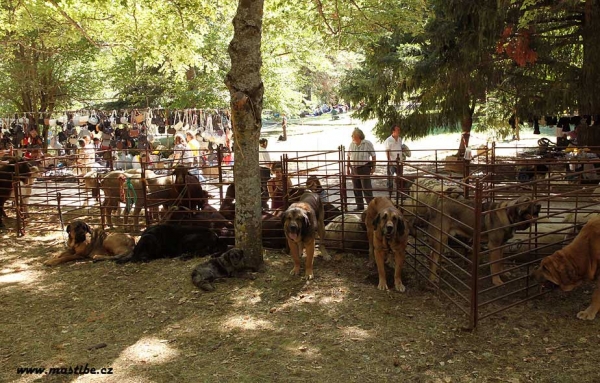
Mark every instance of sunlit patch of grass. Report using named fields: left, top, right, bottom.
left=338, top=325, right=372, bottom=341
left=221, top=315, right=275, bottom=331
left=118, top=336, right=180, bottom=365
left=230, top=287, right=263, bottom=307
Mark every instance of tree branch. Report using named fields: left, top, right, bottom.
left=46, top=0, right=101, bottom=48
left=313, top=0, right=338, bottom=36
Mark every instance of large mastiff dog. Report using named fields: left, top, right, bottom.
left=427, top=194, right=541, bottom=286
left=363, top=197, right=409, bottom=291
left=281, top=192, right=330, bottom=280
left=532, top=216, right=600, bottom=320
left=44, top=220, right=135, bottom=266
left=115, top=224, right=227, bottom=263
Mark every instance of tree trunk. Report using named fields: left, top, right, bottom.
left=580, top=0, right=600, bottom=116
left=457, top=105, right=474, bottom=156
left=225, top=0, right=265, bottom=269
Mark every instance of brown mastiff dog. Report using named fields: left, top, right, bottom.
left=532, top=216, right=600, bottom=320
left=363, top=197, right=409, bottom=291
left=281, top=192, right=330, bottom=279
left=427, top=195, right=540, bottom=286
left=44, top=220, right=135, bottom=266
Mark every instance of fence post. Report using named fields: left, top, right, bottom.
left=339, top=146, right=347, bottom=213
left=141, top=159, right=150, bottom=228
left=469, top=179, right=482, bottom=329
left=14, top=180, right=24, bottom=236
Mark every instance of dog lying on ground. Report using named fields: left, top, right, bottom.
left=281, top=192, right=330, bottom=279
left=532, top=216, right=600, bottom=320
left=44, top=220, right=135, bottom=266
left=114, top=224, right=227, bottom=263
left=363, top=197, right=409, bottom=291
left=191, top=248, right=256, bottom=291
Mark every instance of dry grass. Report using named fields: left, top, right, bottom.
left=1, top=228, right=600, bottom=383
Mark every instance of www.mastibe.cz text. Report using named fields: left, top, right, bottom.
left=16, top=364, right=113, bottom=375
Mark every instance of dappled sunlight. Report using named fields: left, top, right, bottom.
left=221, top=314, right=275, bottom=331
left=0, top=269, right=40, bottom=285
left=277, top=283, right=350, bottom=312
left=339, top=325, right=373, bottom=341
left=230, top=287, right=263, bottom=307
left=74, top=371, right=155, bottom=383
left=283, top=343, right=321, bottom=359
left=0, top=259, right=45, bottom=288
left=119, top=336, right=180, bottom=364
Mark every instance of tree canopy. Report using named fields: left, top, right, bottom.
left=340, top=0, right=600, bottom=145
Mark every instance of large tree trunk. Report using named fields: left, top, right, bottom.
left=580, top=0, right=600, bottom=116
left=225, top=0, right=265, bottom=268
left=457, top=104, right=475, bottom=156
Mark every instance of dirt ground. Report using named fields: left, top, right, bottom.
left=2, top=227, right=600, bottom=383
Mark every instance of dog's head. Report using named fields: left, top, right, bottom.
left=531, top=252, right=585, bottom=292
left=66, top=220, right=92, bottom=252
left=507, top=196, right=541, bottom=231
left=281, top=206, right=310, bottom=242
left=132, top=233, right=160, bottom=261
left=222, top=248, right=249, bottom=269
left=306, top=176, right=323, bottom=194
left=372, top=207, right=405, bottom=240
left=173, top=165, right=191, bottom=185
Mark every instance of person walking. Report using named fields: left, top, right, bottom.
left=279, top=114, right=288, bottom=141
left=346, top=128, right=376, bottom=211
left=385, top=124, right=404, bottom=190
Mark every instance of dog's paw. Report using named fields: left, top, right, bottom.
left=377, top=281, right=389, bottom=291
left=492, top=276, right=505, bottom=286
left=289, top=267, right=300, bottom=276
left=395, top=283, right=406, bottom=293
left=577, top=308, right=598, bottom=320
left=304, top=273, right=314, bottom=280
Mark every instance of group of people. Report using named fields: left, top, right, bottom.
left=258, top=124, right=410, bottom=212
left=347, top=125, right=410, bottom=211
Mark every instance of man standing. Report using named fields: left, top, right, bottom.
left=384, top=124, right=404, bottom=190
left=347, top=128, right=376, bottom=211
left=259, top=138, right=272, bottom=209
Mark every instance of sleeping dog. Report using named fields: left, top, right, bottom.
left=114, top=224, right=227, bottom=263
left=191, top=248, right=256, bottom=291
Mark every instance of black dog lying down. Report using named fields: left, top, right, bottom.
left=114, top=224, right=227, bottom=263
left=191, top=248, right=256, bottom=291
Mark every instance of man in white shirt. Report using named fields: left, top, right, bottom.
left=347, top=128, right=376, bottom=211
left=384, top=124, right=404, bottom=190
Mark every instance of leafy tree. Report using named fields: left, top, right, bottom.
left=341, top=0, right=508, bottom=154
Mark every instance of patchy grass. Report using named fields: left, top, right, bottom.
left=1, top=230, right=600, bottom=383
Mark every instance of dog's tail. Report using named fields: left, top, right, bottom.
left=113, top=251, right=135, bottom=264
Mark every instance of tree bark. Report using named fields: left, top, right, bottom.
left=457, top=104, right=475, bottom=156
left=225, top=0, right=265, bottom=269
